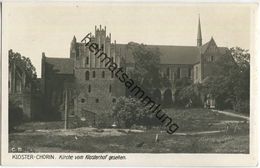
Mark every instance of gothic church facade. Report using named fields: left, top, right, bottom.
left=41, top=18, right=228, bottom=126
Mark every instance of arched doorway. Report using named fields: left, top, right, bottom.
left=153, top=89, right=161, bottom=104
left=163, top=89, right=173, bottom=107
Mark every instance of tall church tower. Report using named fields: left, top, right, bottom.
left=197, top=16, right=202, bottom=47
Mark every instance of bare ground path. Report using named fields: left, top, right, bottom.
left=211, top=109, right=249, bottom=120
left=11, top=128, right=227, bottom=137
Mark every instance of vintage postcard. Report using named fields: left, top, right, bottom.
left=1, top=1, right=259, bottom=166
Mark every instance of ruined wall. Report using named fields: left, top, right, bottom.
left=9, top=93, right=31, bottom=120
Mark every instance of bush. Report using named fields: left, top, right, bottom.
left=112, top=97, right=156, bottom=128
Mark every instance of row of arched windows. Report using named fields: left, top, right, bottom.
left=165, top=67, right=180, bottom=79
left=85, top=71, right=114, bottom=80
left=205, top=55, right=214, bottom=62
left=166, top=67, right=192, bottom=79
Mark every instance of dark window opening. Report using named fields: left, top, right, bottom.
left=101, top=44, right=104, bottom=51
left=102, top=71, right=105, bottom=78
left=92, top=71, right=96, bottom=78
left=196, top=67, right=198, bottom=79
left=111, top=71, right=114, bottom=78
left=85, top=71, right=89, bottom=80
left=81, top=98, right=85, bottom=103
left=177, top=68, right=181, bottom=79
left=188, top=67, right=192, bottom=78
left=211, top=56, right=214, bottom=62
left=95, top=98, right=99, bottom=103
left=112, top=98, right=116, bottom=103
left=88, top=85, right=91, bottom=93
left=166, top=67, right=170, bottom=77
left=86, top=57, right=89, bottom=65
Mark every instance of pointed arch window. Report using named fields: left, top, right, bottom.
left=111, top=71, right=114, bottom=78
left=85, top=71, right=89, bottom=80
left=211, top=56, right=214, bottom=62
left=102, top=71, right=105, bottom=78
left=188, top=67, right=192, bottom=78
left=166, top=67, right=170, bottom=77
left=177, top=67, right=181, bottom=79
left=88, top=85, right=91, bottom=93
left=195, top=67, right=198, bottom=80
left=81, top=98, right=85, bottom=103
left=86, top=57, right=89, bottom=65
left=92, top=71, right=96, bottom=78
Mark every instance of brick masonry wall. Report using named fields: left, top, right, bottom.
left=73, top=68, right=124, bottom=119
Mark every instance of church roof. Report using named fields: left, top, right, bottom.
left=200, top=37, right=229, bottom=55
left=117, top=40, right=229, bottom=65
left=45, top=57, right=74, bottom=75
left=150, top=45, right=201, bottom=64
left=117, top=44, right=201, bottom=65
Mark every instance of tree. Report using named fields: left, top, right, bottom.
left=176, top=83, right=203, bottom=108
left=127, top=43, right=168, bottom=95
left=202, top=47, right=250, bottom=113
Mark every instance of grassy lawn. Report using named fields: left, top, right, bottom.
left=164, top=108, right=248, bottom=132
left=9, top=108, right=249, bottom=153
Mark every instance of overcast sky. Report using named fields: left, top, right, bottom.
left=4, top=2, right=254, bottom=77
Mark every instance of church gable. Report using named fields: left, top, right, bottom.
left=201, top=37, right=218, bottom=54
left=201, top=37, right=221, bottom=63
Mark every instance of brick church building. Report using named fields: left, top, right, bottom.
left=41, top=17, right=229, bottom=126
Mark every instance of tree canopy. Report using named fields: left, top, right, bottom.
left=202, top=47, right=250, bottom=112
left=9, top=50, right=37, bottom=85
left=127, top=43, right=170, bottom=95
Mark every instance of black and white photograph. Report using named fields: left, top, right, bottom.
left=1, top=1, right=258, bottom=166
